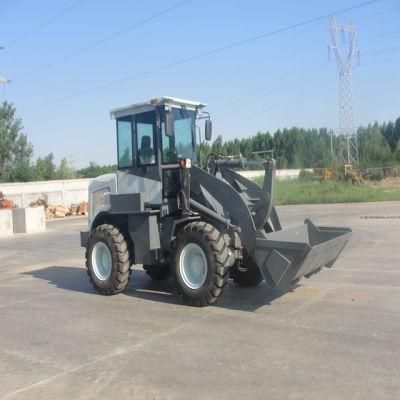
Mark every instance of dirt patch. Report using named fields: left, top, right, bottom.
left=371, top=177, right=400, bottom=185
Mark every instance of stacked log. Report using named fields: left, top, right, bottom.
left=70, top=203, right=79, bottom=216
left=78, top=202, right=88, bottom=216
left=54, top=205, right=69, bottom=218
left=45, top=206, right=56, bottom=219
left=29, top=197, right=89, bottom=219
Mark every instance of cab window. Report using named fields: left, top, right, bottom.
left=117, top=117, right=134, bottom=168
left=136, top=111, right=156, bottom=166
left=161, top=108, right=196, bottom=164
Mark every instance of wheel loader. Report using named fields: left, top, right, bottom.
left=80, top=97, right=352, bottom=306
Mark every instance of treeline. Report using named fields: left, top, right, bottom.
left=0, top=102, right=115, bottom=182
left=1, top=101, right=399, bottom=183
left=5, top=153, right=116, bottom=182
left=200, top=118, right=400, bottom=169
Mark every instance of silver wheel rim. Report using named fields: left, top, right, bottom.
left=179, top=243, right=208, bottom=289
left=91, top=242, right=112, bottom=281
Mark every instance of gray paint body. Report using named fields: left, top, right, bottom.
left=117, top=170, right=162, bottom=205
left=84, top=160, right=352, bottom=291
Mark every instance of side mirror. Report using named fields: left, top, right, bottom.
left=205, top=119, right=212, bottom=141
left=165, top=110, right=174, bottom=137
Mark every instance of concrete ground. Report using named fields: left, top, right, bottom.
left=0, top=202, right=399, bottom=400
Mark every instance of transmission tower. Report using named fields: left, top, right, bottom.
left=329, top=17, right=359, bottom=164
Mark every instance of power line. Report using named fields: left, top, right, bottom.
left=213, top=61, right=330, bottom=120
left=2, top=0, right=87, bottom=48
left=359, top=28, right=400, bottom=41
left=363, top=44, right=400, bottom=57
left=21, top=0, right=383, bottom=111
left=11, top=0, right=194, bottom=82
left=221, top=75, right=337, bottom=130
left=361, top=55, right=400, bottom=66
left=173, top=26, right=321, bottom=117
left=213, top=29, right=400, bottom=120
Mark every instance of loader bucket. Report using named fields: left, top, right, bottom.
left=251, top=219, right=352, bottom=290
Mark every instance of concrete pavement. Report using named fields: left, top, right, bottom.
left=0, top=202, right=399, bottom=399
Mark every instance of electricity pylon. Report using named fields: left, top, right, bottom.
left=329, top=17, right=359, bottom=164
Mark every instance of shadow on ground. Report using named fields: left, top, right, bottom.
left=23, top=266, right=296, bottom=312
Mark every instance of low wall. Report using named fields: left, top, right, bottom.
left=0, top=209, right=13, bottom=237
left=12, top=207, right=46, bottom=233
left=239, top=169, right=312, bottom=180
left=0, top=178, right=91, bottom=208
left=0, top=169, right=310, bottom=207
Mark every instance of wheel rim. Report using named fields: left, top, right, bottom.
left=91, top=242, right=112, bottom=281
left=179, top=243, right=208, bottom=289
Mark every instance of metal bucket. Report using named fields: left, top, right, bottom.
left=251, top=219, right=352, bottom=290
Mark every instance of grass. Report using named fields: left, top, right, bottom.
left=254, top=177, right=400, bottom=205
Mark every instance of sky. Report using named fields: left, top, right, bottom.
left=0, top=0, right=399, bottom=167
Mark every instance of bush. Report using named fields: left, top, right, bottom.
left=298, top=169, right=314, bottom=182
left=368, top=171, right=384, bottom=181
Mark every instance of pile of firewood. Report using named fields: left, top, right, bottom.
left=29, top=195, right=88, bottom=219
left=29, top=196, right=48, bottom=208
left=45, top=202, right=89, bottom=219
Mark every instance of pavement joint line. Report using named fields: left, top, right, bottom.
left=1, top=311, right=214, bottom=399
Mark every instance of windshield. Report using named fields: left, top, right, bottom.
left=162, top=107, right=196, bottom=164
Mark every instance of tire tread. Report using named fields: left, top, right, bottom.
left=173, top=222, right=230, bottom=307
left=85, top=224, right=132, bottom=295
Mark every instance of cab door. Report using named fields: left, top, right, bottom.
left=116, top=110, right=162, bottom=206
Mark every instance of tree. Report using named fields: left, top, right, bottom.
left=383, top=121, right=397, bottom=152
left=77, top=161, right=117, bottom=178
left=56, top=158, right=76, bottom=180
left=357, top=125, right=393, bottom=167
left=34, top=153, right=56, bottom=181
left=211, top=135, right=223, bottom=154
left=395, top=141, right=400, bottom=163
left=0, top=102, right=33, bottom=182
left=395, top=117, right=400, bottom=152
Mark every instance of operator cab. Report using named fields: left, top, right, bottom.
left=110, top=97, right=212, bottom=205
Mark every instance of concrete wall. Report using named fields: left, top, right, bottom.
left=12, top=207, right=46, bottom=234
left=0, top=178, right=91, bottom=208
left=239, top=169, right=312, bottom=180
left=0, top=209, right=13, bottom=237
left=0, top=169, right=311, bottom=208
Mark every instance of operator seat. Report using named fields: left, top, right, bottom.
left=139, top=135, right=155, bottom=165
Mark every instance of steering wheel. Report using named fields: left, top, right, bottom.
left=205, top=153, right=221, bottom=175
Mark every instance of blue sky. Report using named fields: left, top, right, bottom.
left=0, top=0, right=399, bottom=167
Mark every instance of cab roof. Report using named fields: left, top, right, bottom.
left=110, top=96, right=207, bottom=119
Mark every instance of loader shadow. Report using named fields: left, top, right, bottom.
left=23, top=266, right=296, bottom=312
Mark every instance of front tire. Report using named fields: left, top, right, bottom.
left=85, top=224, right=131, bottom=295
left=172, top=222, right=230, bottom=307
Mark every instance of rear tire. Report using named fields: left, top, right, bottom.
left=172, top=222, right=230, bottom=307
left=85, top=224, right=131, bottom=295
